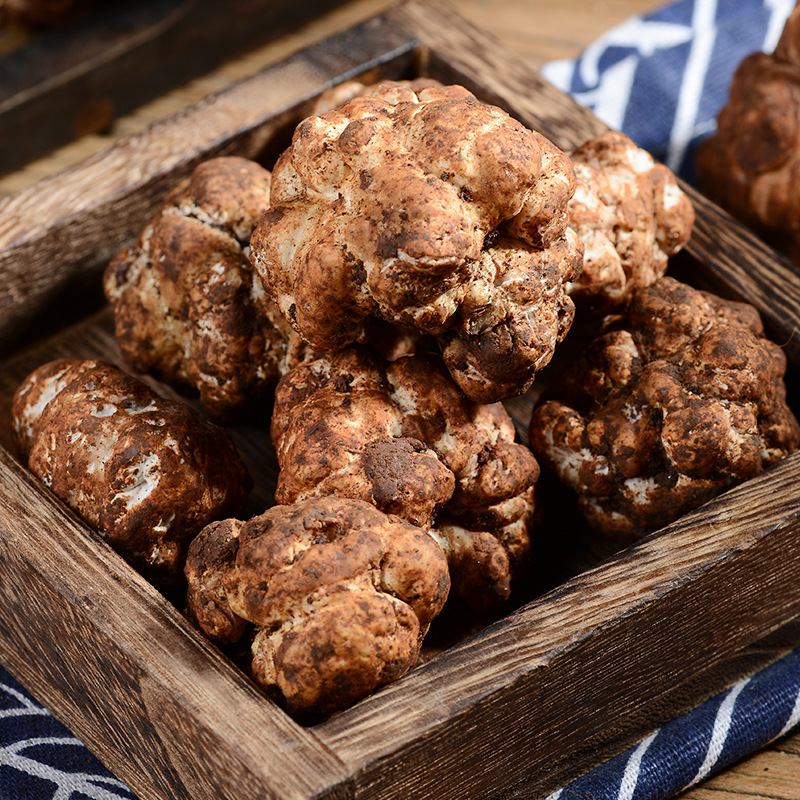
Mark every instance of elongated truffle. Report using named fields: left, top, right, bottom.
left=13, top=359, right=251, bottom=587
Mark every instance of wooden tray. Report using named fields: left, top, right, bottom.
left=2, top=2, right=800, bottom=798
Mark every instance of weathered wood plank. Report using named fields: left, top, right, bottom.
left=0, top=0, right=355, bottom=176
left=1, top=2, right=800, bottom=799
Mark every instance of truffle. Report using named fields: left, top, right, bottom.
left=104, top=156, right=313, bottom=421
left=185, top=496, right=450, bottom=715
left=249, top=82, right=583, bottom=403
left=695, top=5, right=800, bottom=257
left=13, top=359, right=251, bottom=587
left=272, top=346, right=539, bottom=608
left=528, top=277, right=800, bottom=540
left=567, top=131, right=694, bottom=309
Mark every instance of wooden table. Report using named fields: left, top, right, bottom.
left=2, top=1, right=799, bottom=797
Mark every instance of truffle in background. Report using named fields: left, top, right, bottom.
left=696, top=3, right=800, bottom=261
left=185, top=496, right=450, bottom=716
left=12, top=359, right=251, bottom=588
left=104, top=156, right=313, bottom=422
left=529, top=278, right=800, bottom=541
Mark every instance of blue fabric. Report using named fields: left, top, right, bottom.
left=545, top=649, right=800, bottom=799
left=0, top=666, right=135, bottom=799
left=540, top=0, right=797, bottom=185
left=3, top=1, right=800, bottom=798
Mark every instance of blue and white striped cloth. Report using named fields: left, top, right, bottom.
left=546, top=649, right=800, bottom=799
left=2, top=0, right=800, bottom=798
left=541, top=0, right=796, bottom=186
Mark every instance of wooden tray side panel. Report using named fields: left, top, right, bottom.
left=2, top=3, right=800, bottom=800
left=0, top=447, right=352, bottom=800
left=0, top=0, right=353, bottom=176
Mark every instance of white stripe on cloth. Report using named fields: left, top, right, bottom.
left=666, top=0, right=719, bottom=172
left=685, top=675, right=751, bottom=789
left=763, top=0, right=796, bottom=52
left=617, top=729, right=659, bottom=800
left=776, top=682, right=800, bottom=740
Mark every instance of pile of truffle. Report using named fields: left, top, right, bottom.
left=13, top=79, right=799, bottom=717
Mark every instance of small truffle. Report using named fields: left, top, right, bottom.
left=104, top=156, right=313, bottom=421
left=695, top=6, right=800, bottom=256
left=272, top=346, right=539, bottom=608
left=13, top=359, right=251, bottom=587
left=250, top=82, right=583, bottom=403
left=185, top=497, right=450, bottom=715
left=567, top=131, right=694, bottom=309
left=529, top=277, right=800, bottom=540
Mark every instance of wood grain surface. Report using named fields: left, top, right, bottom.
left=1, top=1, right=798, bottom=799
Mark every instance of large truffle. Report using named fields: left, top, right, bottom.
left=567, top=131, right=694, bottom=309
left=104, top=156, right=312, bottom=421
left=13, top=359, right=251, bottom=587
left=529, top=277, right=800, bottom=540
left=185, top=497, right=450, bottom=715
left=249, top=82, right=583, bottom=403
left=695, top=6, right=800, bottom=257
left=272, top=346, right=539, bottom=609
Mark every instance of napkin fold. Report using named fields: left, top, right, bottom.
left=2, top=1, right=799, bottom=799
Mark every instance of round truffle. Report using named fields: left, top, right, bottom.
left=103, top=156, right=313, bottom=421
left=185, top=496, right=450, bottom=715
left=249, top=82, right=583, bottom=402
left=529, top=277, right=800, bottom=540
left=13, top=359, right=251, bottom=587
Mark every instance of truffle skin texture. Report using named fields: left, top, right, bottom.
left=249, top=82, right=583, bottom=403
left=272, top=346, right=539, bottom=608
left=103, top=156, right=312, bottom=421
left=696, top=7, right=800, bottom=253
left=567, top=131, right=694, bottom=309
left=185, top=497, right=450, bottom=715
left=529, top=277, right=800, bottom=541
left=12, top=359, right=251, bottom=587
left=309, top=77, right=446, bottom=115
